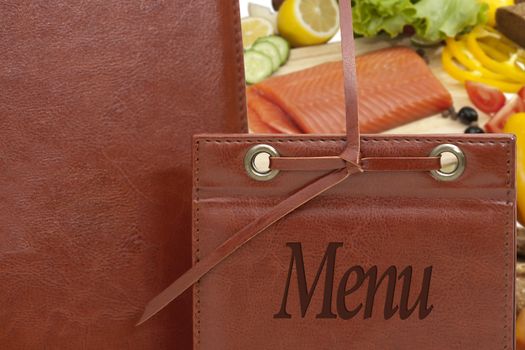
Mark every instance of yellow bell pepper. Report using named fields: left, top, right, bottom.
left=518, top=310, right=525, bottom=350
left=442, top=25, right=525, bottom=93
left=503, top=112, right=525, bottom=225
left=478, top=0, right=514, bottom=27
left=478, top=41, right=512, bottom=61
left=445, top=38, right=508, bottom=81
left=442, top=47, right=524, bottom=92
left=466, top=27, right=525, bottom=83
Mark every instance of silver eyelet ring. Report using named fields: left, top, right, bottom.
left=429, top=144, right=466, bottom=182
left=244, top=144, right=280, bottom=182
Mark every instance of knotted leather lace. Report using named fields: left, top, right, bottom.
left=137, top=1, right=441, bottom=325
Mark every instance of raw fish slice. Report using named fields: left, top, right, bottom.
left=248, top=47, right=453, bottom=134
left=248, top=106, right=278, bottom=134
left=247, top=88, right=301, bottom=134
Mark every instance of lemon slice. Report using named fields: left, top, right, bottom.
left=241, top=17, right=275, bottom=49
left=277, top=0, right=339, bottom=47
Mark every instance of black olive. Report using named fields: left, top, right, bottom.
left=465, top=126, right=485, bottom=134
left=457, top=107, right=479, bottom=125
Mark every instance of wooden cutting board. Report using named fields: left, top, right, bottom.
left=273, top=38, right=484, bottom=134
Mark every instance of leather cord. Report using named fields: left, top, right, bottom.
left=339, top=0, right=360, bottom=166
left=137, top=1, right=442, bottom=325
left=137, top=166, right=358, bottom=325
left=271, top=156, right=442, bottom=172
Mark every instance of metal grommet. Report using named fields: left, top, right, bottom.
left=244, top=144, right=280, bottom=181
left=429, top=144, right=466, bottom=182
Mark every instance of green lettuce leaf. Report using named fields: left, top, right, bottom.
left=352, top=0, right=488, bottom=42
left=352, top=0, right=418, bottom=38
left=413, top=0, right=488, bottom=43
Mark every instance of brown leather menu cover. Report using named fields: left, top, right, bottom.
left=137, top=2, right=516, bottom=349
left=191, top=133, right=515, bottom=349
left=0, top=0, right=245, bottom=348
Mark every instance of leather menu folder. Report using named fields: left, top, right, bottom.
left=138, top=2, right=516, bottom=349
left=0, top=0, right=246, bottom=348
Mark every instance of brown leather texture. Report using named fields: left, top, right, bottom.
left=0, top=1, right=246, bottom=349
left=193, top=134, right=516, bottom=349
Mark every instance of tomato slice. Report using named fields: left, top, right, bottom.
left=465, top=81, right=507, bottom=114
left=485, top=95, right=525, bottom=133
left=519, top=86, right=525, bottom=101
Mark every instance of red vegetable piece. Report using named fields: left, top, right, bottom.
left=485, top=95, right=525, bottom=133
left=466, top=81, right=507, bottom=114
left=519, top=86, right=525, bottom=101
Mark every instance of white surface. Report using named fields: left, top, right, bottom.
left=239, top=0, right=268, bottom=17
left=238, top=0, right=341, bottom=41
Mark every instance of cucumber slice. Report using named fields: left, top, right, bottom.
left=244, top=50, right=273, bottom=84
left=256, top=35, right=290, bottom=65
left=251, top=41, right=281, bottom=72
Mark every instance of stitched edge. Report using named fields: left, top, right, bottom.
left=200, top=138, right=509, bottom=145
left=193, top=137, right=514, bottom=348
left=193, top=139, right=201, bottom=350
left=232, top=0, right=247, bottom=133
left=504, top=144, right=512, bottom=349
left=194, top=1, right=247, bottom=346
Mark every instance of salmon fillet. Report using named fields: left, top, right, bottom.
left=248, top=47, right=453, bottom=134
left=247, top=106, right=278, bottom=134
left=247, top=87, right=301, bottom=134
